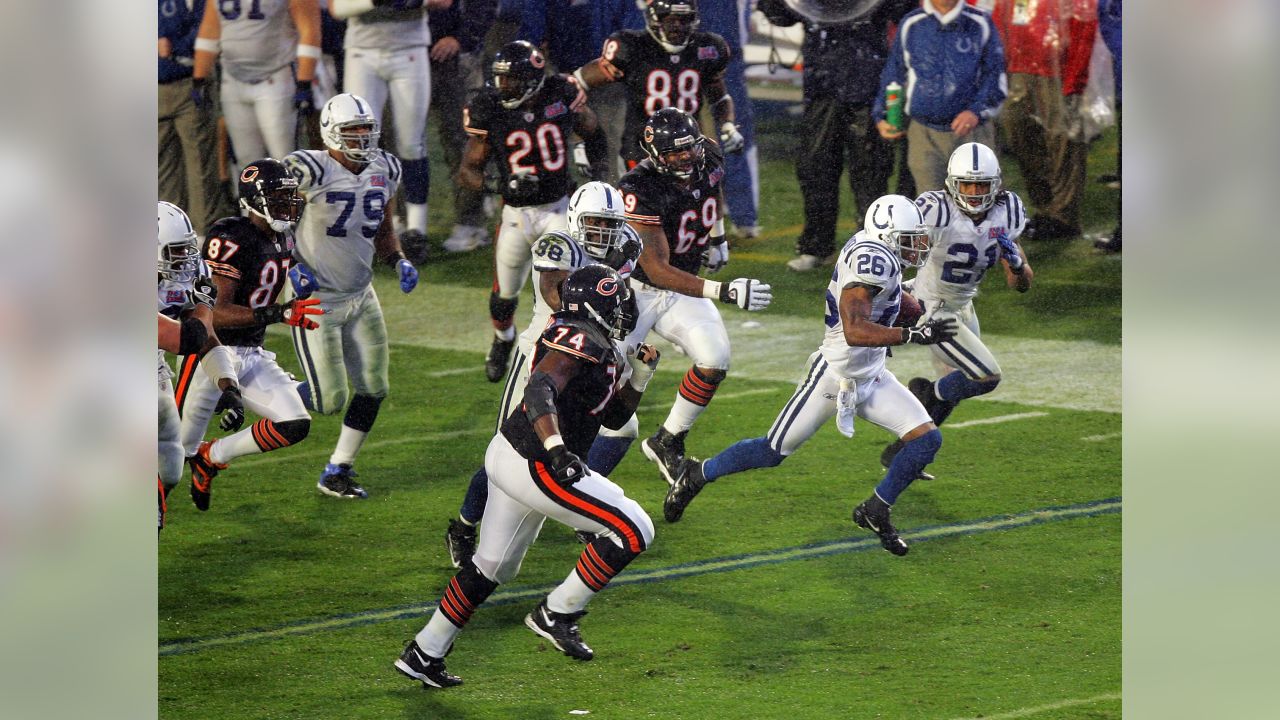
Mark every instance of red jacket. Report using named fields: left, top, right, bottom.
left=975, top=0, right=1097, bottom=95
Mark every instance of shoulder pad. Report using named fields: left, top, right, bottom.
left=540, top=315, right=612, bottom=364
left=382, top=150, right=402, bottom=183
left=284, top=150, right=326, bottom=188
left=532, top=231, right=584, bottom=271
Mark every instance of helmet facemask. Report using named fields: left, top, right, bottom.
left=331, top=121, right=379, bottom=163
left=576, top=214, right=628, bottom=264
left=241, top=180, right=304, bottom=233
left=889, top=228, right=931, bottom=268
left=945, top=174, right=1002, bottom=214
left=158, top=235, right=199, bottom=283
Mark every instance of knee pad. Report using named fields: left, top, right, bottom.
left=343, top=394, right=383, bottom=433
left=689, top=339, right=731, bottom=371
left=907, top=428, right=943, bottom=462
left=489, top=291, right=519, bottom=324
left=976, top=374, right=1001, bottom=393
left=473, top=549, right=523, bottom=586
left=401, top=157, right=430, bottom=204
left=438, top=559, right=501, bottom=628
left=273, top=418, right=311, bottom=445
left=158, top=443, right=185, bottom=488
left=693, top=366, right=727, bottom=385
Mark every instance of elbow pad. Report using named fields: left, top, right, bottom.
left=201, top=344, right=238, bottom=384
left=524, top=370, right=560, bottom=425
left=178, top=318, right=208, bottom=356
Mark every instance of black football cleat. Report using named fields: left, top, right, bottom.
left=394, top=640, right=462, bottom=688
left=188, top=440, right=226, bottom=511
left=484, top=336, right=515, bottom=383
left=318, top=463, right=368, bottom=499
left=641, top=427, right=687, bottom=486
left=444, top=519, right=477, bottom=569
left=525, top=598, right=593, bottom=660
left=853, top=495, right=909, bottom=556
left=664, top=458, right=710, bottom=523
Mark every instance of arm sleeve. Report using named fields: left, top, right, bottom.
left=202, top=221, right=249, bottom=282
left=969, top=20, right=1008, bottom=120
left=598, top=32, right=631, bottom=79
left=841, top=246, right=894, bottom=292
left=1004, top=191, right=1028, bottom=240
left=914, top=191, right=948, bottom=228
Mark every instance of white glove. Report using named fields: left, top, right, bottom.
left=702, top=240, right=729, bottom=273
left=572, top=142, right=592, bottom=179
left=836, top=378, right=856, bottom=438
left=711, top=278, right=772, bottom=312
left=627, top=343, right=661, bottom=392
left=719, top=122, right=744, bottom=153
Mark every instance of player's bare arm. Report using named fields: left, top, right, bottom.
left=705, top=76, right=735, bottom=128
left=290, top=0, right=322, bottom=83
left=538, top=269, right=571, bottom=311
left=192, top=0, right=222, bottom=80
left=632, top=222, right=710, bottom=297
left=458, top=135, right=490, bottom=191
left=1003, top=248, right=1034, bottom=293
left=839, top=285, right=913, bottom=348
left=208, top=274, right=255, bottom=328
left=574, top=58, right=618, bottom=89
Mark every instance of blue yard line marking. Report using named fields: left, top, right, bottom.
left=159, top=497, right=1121, bottom=657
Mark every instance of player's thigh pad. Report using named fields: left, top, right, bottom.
left=292, top=291, right=353, bottom=415
left=767, top=351, right=838, bottom=455
left=857, top=369, right=933, bottom=438
left=341, top=287, right=390, bottom=398
left=472, top=473, right=548, bottom=585
left=386, top=47, right=430, bottom=158
left=158, top=380, right=185, bottom=487
left=652, top=295, right=730, bottom=370
left=493, top=205, right=536, bottom=298
left=928, top=305, right=1001, bottom=380
left=239, top=348, right=310, bottom=422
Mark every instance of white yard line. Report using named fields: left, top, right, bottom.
left=1082, top=432, right=1122, bottom=442
left=946, top=412, right=1049, bottom=429
left=425, top=366, right=479, bottom=378
left=945, top=692, right=1121, bottom=720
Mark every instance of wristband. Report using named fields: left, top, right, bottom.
left=710, top=218, right=725, bottom=242
left=542, top=433, right=564, bottom=452
left=296, top=44, right=322, bottom=60
left=253, top=304, right=286, bottom=326
left=701, top=279, right=722, bottom=301
left=194, top=37, right=220, bottom=54
left=899, top=327, right=910, bottom=345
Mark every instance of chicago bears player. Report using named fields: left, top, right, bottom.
left=192, top=0, right=322, bottom=169
left=445, top=181, right=644, bottom=569
left=330, top=0, right=453, bottom=252
left=397, top=265, right=659, bottom=688
left=284, top=92, right=420, bottom=499
left=880, top=142, right=1034, bottom=472
left=157, top=201, right=244, bottom=528
left=617, top=108, right=771, bottom=486
left=662, top=195, right=960, bottom=557
left=573, top=0, right=744, bottom=164
left=460, top=40, right=610, bottom=383
left=175, top=159, right=325, bottom=511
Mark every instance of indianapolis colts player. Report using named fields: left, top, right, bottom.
left=880, top=142, right=1034, bottom=472
left=284, top=92, right=420, bottom=499
left=661, top=195, right=959, bottom=557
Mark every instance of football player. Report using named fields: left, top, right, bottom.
left=329, top=0, right=453, bottom=253
left=283, top=93, right=420, bottom=499
left=397, top=265, right=659, bottom=688
left=157, top=201, right=244, bottom=529
left=445, top=181, right=644, bottom=569
left=174, top=159, right=325, bottom=511
left=880, top=142, right=1034, bottom=472
left=661, top=195, right=959, bottom=557
left=192, top=0, right=322, bottom=172
left=617, top=108, right=771, bottom=485
left=460, top=40, right=610, bottom=383
left=573, top=0, right=745, bottom=164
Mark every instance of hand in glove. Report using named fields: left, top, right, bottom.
left=902, top=317, right=959, bottom=345
left=215, top=385, right=245, bottom=432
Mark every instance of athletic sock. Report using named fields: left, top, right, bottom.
left=875, top=429, right=942, bottom=504
left=702, top=436, right=783, bottom=482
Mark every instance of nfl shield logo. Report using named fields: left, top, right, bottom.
left=370, top=175, right=386, bottom=188
left=698, top=46, right=719, bottom=60
left=166, top=290, right=186, bottom=304
left=524, top=112, right=535, bottom=122
left=693, top=189, right=700, bottom=199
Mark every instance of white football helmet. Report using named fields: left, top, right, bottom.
left=945, top=142, right=1003, bottom=213
left=567, top=181, right=635, bottom=269
left=320, top=93, right=380, bottom=163
left=863, top=194, right=930, bottom=268
left=158, top=201, right=200, bottom=283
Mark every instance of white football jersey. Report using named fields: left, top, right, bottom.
left=284, top=149, right=402, bottom=295
left=910, top=189, right=1027, bottom=307
left=345, top=6, right=429, bottom=50
left=819, top=231, right=904, bottom=381
left=218, top=0, right=297, bottom=83
left=157, top=258, right=210, bottom=372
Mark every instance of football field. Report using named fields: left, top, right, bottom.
left=159, top=121, right=1121, bottom=719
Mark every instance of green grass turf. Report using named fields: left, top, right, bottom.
left=159, top=115, right=1121, bottom=718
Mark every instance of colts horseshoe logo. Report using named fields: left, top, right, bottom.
left=870, top=202, right=894, bottom=229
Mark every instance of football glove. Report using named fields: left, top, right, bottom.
left=572, top=142, right=592, bottom=179
left=190, top=77, right=212, bottom=112
left=902, top=317, right=959, bottom=345
left=719, top=122, right=745, bottom=153
left=627, top=343, right=661, bottom=393
left=702, top=239, right=729, bottom=274
left=294, top=80, right=316, bottom=115
left=190, top=275, right=217, bottom=309
left=718, top=278, right=772, bottom=312
left=397, top=258, right=419, bottom=294
left=253, top=297, right=325, bottom=330
left=547, top=445, right=589, bottom=485
left=288, top=262, right=318, bottom=299
left=215, top=385, right=245, bottom=432
left=995, top=230, right=1024, bottom=271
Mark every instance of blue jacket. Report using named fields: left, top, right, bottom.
left=158, top=0, right=204, bottom=84
left=429, top=0, right=497, bottom=54
left=1098, top=0, right=1121, bottom=99
left=518, top=0, right=641, bottom=71
left=874, top=4, right=1007, bottom=132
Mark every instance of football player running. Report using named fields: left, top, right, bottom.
left=661, top=195, right=959, bottom=557
left=573, top=0, right=745, bottom=165
left=175, top=159, right=325, bottom=511
left=445, top=181, right=644, bottom=570
left=461, top=40, right=611, bottom=383
left=879, top=142, right=1034, bottom=474
left=284, top=93, right=419, bottom=499
left=617, top=108, right=772, bottom=486
left=157, top=201, right=245, bottom=530
left=397, top=265, right=659, bottom=688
